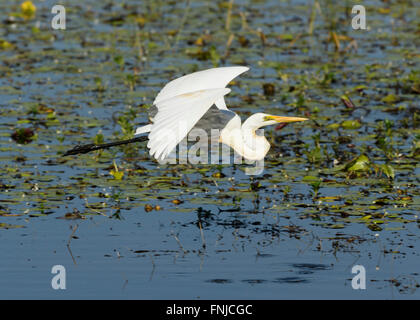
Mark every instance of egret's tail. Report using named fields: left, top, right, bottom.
left=135, top=124, right=152, bottom=135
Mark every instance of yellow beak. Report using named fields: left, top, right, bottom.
left=264, top=115, right=309, bottom=123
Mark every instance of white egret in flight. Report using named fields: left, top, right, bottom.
left=64, top=66, right=308, bottom=160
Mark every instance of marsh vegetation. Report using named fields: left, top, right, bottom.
left=0, top=0, right=419, bottom=298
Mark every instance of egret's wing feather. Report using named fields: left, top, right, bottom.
left=134, top=124, right=152, bottom=135
left=148, top=88, right=231, bottom=160
left=214, top=97, right=227, bottom=110
left=153, top=66, right=249, bottom=109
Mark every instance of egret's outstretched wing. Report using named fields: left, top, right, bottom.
left=148, top=88, right=231, bottom=160
left=154, top=66, right=249, bottom=110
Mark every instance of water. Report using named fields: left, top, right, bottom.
left=0, top=0, right=419, bottom=299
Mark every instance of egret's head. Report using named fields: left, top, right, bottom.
left=246, top=113, right=308, bottom=129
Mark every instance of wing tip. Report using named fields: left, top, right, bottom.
left=222, top=87, right=231, bottom=95
left=232, top=65, right=250, bottom=73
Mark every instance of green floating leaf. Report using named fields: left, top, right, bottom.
left=367, top=223, right=382, bottom=231
left=302, top=175, right=320, bottom=182
left=114, top=55, right=125, bottom=67
left=0, top=39, right=13, bottom=50
left=379, top=163, right=395, bottom=179
left=326, top=123, right=340, bottom=130
left=345, top=154, right=371, bottom=173
left=382, top=94, right=399, bottom=104
left=0, top=223, right=25, bottom=229
left=353, top=85, right=367, bottom=91
left=341, top=120, right=361, bottom=130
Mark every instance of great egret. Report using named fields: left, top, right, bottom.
left=63, top=66, right=308, bottom=161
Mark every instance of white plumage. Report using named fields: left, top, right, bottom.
left=148, top=88, right=230, bottom=160
left=135, top=66, right=308, bottom=161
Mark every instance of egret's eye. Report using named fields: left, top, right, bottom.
left=263, top=116, right=273, bottom=122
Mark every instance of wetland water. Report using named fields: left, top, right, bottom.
left=0, top=0, right=419, bottom=299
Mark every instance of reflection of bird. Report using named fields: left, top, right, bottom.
left=135, top=66, right=308, bottom=161
left=63, top=66, right=308, bottom=160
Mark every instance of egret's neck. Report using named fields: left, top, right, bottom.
left=220, top=115, right=270, bottom=161
left=241, top=117, right=263, bottom=144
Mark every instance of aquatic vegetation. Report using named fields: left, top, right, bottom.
left=20, top=1, right=36, bottom=19
left=0, top=39, right=13, bottom=50
left=0, top=0, right=418, bottom=299
left=11, top=128, right=35, bottom=144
